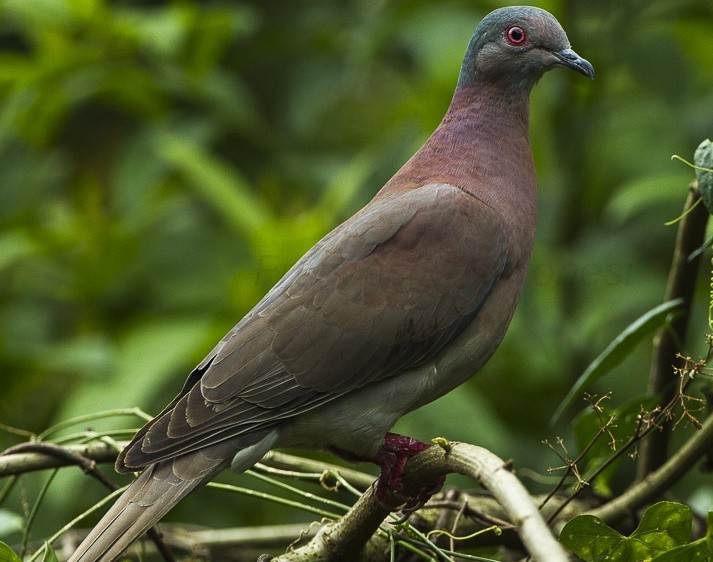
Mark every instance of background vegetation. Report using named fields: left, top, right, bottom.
left=1, top=0, right=713, bottom=558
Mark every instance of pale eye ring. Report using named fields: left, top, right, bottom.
left=506, top=25, right=527, bottom=45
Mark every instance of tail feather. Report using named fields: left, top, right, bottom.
left=68, top=432, right=278, bottom=562
left=68, top=458, right=223, bottom=562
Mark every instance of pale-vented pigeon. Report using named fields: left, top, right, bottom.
left=69, top=6, right=593, bottom=561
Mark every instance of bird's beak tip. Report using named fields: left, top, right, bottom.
left=555, top=48, right=595, bottom=79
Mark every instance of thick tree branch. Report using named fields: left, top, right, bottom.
left=637, top=183, right=709, bottom=479
left=269, top=441, right=569, bottom=562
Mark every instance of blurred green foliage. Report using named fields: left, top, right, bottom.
left=1, top=0, right=713, bottom=550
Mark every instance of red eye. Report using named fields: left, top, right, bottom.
left=506, top=25, right=527, bottom=45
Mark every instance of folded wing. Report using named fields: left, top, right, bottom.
left=118, top=184, right=508, bottom=470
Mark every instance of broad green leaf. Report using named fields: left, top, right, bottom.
left=2, top=0, right=72, bottom=27
left=561, top=503, right=691, bottom=562
left=316, top=148, right=378, bottom=218
left=249, top=214, right=330, bottom=286
left=116, top=5, right=189, bottom=59
left=651, top=511, right=713, bottom=562
left=112, top=129, right=171, bottom=224
left=0, top=542, right=21, bottom=562
left=552, top=299, right=683, bottom=424
left=606, top=173, right=694, bottom=223
left=652, top=540, right=711, bottom=562
left=631, top=502, right=692, bottom=550
left=64, top=0, right=99, bottom=21
left=37, top=333, right=113, bottom=377
left=560, top=514, right=630, bottom=561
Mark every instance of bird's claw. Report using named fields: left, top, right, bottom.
left=373, top=433, right=445, bottom=513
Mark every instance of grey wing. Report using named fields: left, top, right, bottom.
left=118, top=183, right=508, bottom=470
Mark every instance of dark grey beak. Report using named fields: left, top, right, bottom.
left=555, top=48, right=595, bottom=79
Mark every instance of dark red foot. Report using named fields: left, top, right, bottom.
left=373, top=433, right=445, bottom=512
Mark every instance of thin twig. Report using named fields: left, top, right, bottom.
left=589, top=409, right=713, bottom=524
left=547, top=375, right=694, bottom=524
left=540, top=395, right=617, bottom=512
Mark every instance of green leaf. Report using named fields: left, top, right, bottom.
left=551, top=299, right=683, bottom=424
left=606, top=173, right=695, bottom=223
left=116, top=5, right=189, bottom=59
left=0, top=542, right=21, bottom=562
left=651, top=511, right=713, bottom=562
left=560, top=514, right=629, bottom=561
left=2, top=0, right=72, bottom=27
left=651, top=540, right=711, bottom=562
left=561, top=503, right=692, bottom=562
left=316, top=148, right=379, bottom=218
left=631, top=502, right=692, bottom=550
left=694, top=139, right=713, bottom=213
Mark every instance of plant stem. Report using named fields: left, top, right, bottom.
left=637, top=183, right=709, bottom=480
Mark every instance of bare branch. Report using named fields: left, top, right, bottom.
left=0, top=441, right=120, bottom=477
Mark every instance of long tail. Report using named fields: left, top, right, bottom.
left=68, top=434, right=277, bottom=562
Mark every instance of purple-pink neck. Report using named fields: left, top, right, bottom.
left=378, top=81, right=539, bottom=265
left=381, top=82, right=536, bottom=208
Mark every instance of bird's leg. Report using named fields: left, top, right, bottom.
left=374, top=433, right=445, bottom=512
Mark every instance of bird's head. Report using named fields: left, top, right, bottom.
left=458, top=6, right=594, bottom=91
